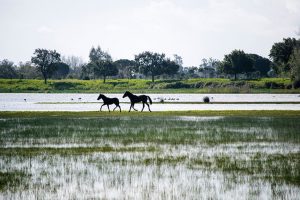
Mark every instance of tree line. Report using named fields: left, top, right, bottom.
left=1, top=37, right=299, bottom=87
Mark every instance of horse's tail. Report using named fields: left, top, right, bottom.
left=147, top=96, right=152, bottom=104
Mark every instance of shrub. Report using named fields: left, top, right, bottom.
left=293, top=80, right=300, bottom=89
left=164, top=82, right=190, bottom=89
left=52, top=82, right=78, bottom=90
left=264, top=82, right=285, bottom=89
left=194, top=82, right=204, bottom=88
left=203, top=96, right=210, bottom=103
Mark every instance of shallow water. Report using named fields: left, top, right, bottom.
left=1, top=93, right=300, bottom=103
left=0, top=116, right=299, bottom=199
left=1, top=93, right=300, bottom=111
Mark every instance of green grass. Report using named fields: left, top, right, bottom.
left=0, top=78, right=299, bottom=93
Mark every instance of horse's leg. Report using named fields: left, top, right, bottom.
left=100, top=104, right=104, bottom=112
left=146, top=102, right=152, bottom=112
left=129, top=104, right=132, bottom=112
left=119, top=105, right=121, bottom=112
left=132, top=103, right=138, bottom=111
left=113, top=103, right=118, bottom=111
left=107, top=105, right=110, bottom=112
left=141, top=103, right=145, bottom=112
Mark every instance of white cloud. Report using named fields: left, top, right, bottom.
left=285, top=0, right=300, bottom=13
left=1, top=0, right=300, bottom=66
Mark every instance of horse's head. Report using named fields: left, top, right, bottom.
left=97, top=94, right=103, bottom=100
left=123, top=91, right=130, bottom=98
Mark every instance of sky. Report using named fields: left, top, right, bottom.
left=0, top=0, right=300, bottom=66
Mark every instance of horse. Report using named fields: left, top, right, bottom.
left=97, top=94, right=121, bottom=112
left=123, top=91, right=152, bottom=112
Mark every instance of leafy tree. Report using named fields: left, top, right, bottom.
left=93, top=60, right=118, bottom=83
left=114, top=59, right=137, bottom=79
left=220, top=50, right=254, bottom=80
left=289, top=46, right=300, bottom=88
left=135, top=51, right=166, bottom=82
left=0, top=59, right=18, bottom=79
left=80, top=64, right=93, bottom=80
left=89, top=46, right=112, bottom=63
left=269, top=38, right=300, bottom=75
left=86, top=46, right=117, bottom=82
left=18, top=61, right=42, bottom=79
left=247, top=54, right=272, bottom=77
left=173, top=54, right=183, bottom=72
left=184, top=66, right=199, bottom=78
left=31, top=49, right=61, bottom=84
left=162, top=59, right=180, bottom=76
left=51, top=62, right=70, bottom=79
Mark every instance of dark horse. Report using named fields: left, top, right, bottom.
left=123, top=91, right=152, bottom=112
left=97, top=94, right=121, bottom=112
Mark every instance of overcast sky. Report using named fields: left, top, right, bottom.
left=0, top=0, right=299, bottom=66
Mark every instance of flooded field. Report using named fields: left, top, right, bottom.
left=0, top=115, right=299, bottom=199
left=1, top=93, right=300, bottom=111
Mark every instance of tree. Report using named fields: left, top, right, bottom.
left=162, top=59, right=180, bottom=76
left=220, top=50, right=254, bottom=80
left=86, top=46, right=117, bottom=82
left=199, top=58, right=221, bottom=78
left=0, top=59, right=18, bottom=79
left=93, top=60, right=118, bottom=83
left=135, top=51, right=166, bottom=82
left=289, top=46, right=300, bottom=88
left=114, top=59, right=137, bottom=79
left=51, top=62, right=70, bottom=79
left=18, top=61, right=42, bottom=79
left=89, top=46, right=112, bottom=63
left=269, top=38, right=300, bottom=75
left=62, top=55, right=84, bottom=79
left=247, top=54, right=272, bottom=77
left=183, top=66, right=199, bottom=78
left=31, top=49, right=61, bottom=84
left=200, top=58, right=220, bottom=70
left=80, top=64, right=93, bottom=80
left=173, top=54, right=183, bottom=73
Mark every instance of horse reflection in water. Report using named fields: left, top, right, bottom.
left=97, top=94, right=121, bottom=112
left=123, top=91, right=152, bottom=112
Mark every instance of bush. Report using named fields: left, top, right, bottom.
left=164, top=82, right=191, bottom=89
left=293, top=80, right=300, bottom=89
left=203, top=96, right=210, bottom=103
left=264, top=82, right=285, bottom=89
left=233, top=81, right=246, bottom=87
left=52, top=82, right=78, bottom=90
left=194, top=82, right=204, bottom=88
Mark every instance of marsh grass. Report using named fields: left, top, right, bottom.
left=0, top=171, right=29, bottom=191
left=0, top=113, right=300, bottom=199
left=1, top=115, right=299, bottom=145
left=191, top=153, right=300, bottom=186
left=0, top=146, right=158, bottom=157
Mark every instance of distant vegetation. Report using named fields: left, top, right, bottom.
left=0, top=78, right=298, bottom=93
left=1, top=37, right=300, bottom=88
